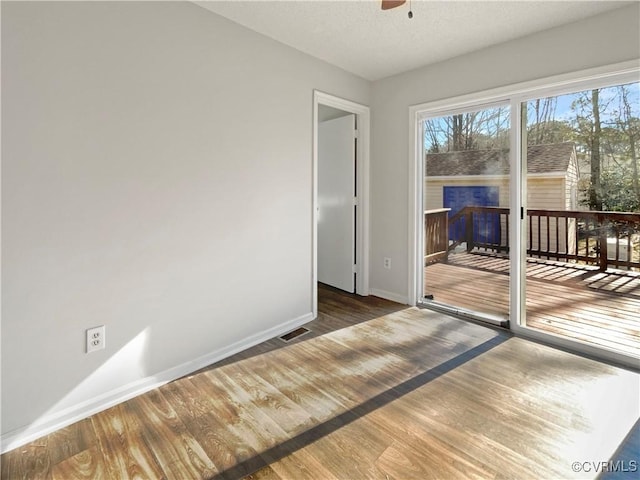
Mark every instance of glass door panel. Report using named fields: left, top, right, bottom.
left=422, top=105, right=511, bottom=322
left=521, top=82, right=640, bottom=358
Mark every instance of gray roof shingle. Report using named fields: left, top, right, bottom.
left=425, top=142, right=575, bottom=176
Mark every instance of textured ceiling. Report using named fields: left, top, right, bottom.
left=195, top=0, right=632, bottom=81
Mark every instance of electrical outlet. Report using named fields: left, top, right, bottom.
left=383, top=257, right=391, bottom=269
left=86, top=325, right=105, bottom=353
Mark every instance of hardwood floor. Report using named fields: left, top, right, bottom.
left=2, top=285, right=639, bottom=479
left=424, top=252, right=640, bottom=357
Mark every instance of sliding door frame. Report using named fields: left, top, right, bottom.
left=409, top=60, right=639, bottom=368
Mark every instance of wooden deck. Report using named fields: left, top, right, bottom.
left=424, top=252, right=640, bottom=358
left=2, top=285, right=639, bottom=479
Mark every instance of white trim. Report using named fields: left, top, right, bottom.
left=413, top=60, right=639, bottom=120
left=0, top=311, right=314, bottom=454
left=369, top=288, right=409, bottom=305
left=425, top=172, right=565, bottom=181
left=313, top=90, right=370, bottom=309
left=526, top=172, right=567, bottom=179
left=312, top=97, right=319, bottom=316
left=408, top=106, right=422, bottom=307
left=510, top=100, right=525, bottom=345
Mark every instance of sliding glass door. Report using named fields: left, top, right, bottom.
left=422, top=104, right=511, bottom=323
left=414, top=66, right=639, bottom=364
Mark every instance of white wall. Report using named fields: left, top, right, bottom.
left=1, top=1, right=369, bottom=445
left=369, top=4, right=640, bottom=302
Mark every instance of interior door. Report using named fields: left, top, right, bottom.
left=318, top=114, right=356, bottom=293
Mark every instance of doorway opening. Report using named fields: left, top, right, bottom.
left=318, top=108, right=356, bottom=293
left=312, top=91, right=370, bottom=317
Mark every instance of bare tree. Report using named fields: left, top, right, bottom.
left=618, top=85, right=640, bottom=205
left=424, top=106, right=510, bottom=153
left=590, top=89, right=603, bottom=210
left=572, top=89, right=608, bottom=210
left=575, top=84, right=640, bottom=212
left=424, top=120, right=442, bottom=153
left=527, top=97, right=558, bottom=144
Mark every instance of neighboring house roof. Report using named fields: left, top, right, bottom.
left=426, top=142, right=576, bottom=176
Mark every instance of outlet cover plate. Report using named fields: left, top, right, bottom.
left=86, top=325, right=105, bottom=353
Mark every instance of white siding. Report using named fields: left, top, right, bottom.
left=527, top=178, right=576, bottom=255
left=565, top=152, right=580, bottom=210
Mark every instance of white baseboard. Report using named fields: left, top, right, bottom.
left=369, top=288, right=409, bottom=305
left=1, top=311, right=315, bottom=454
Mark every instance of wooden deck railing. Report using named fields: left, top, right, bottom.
left=424, top=208, right=450, bottom=264
left=438, top=206, right=640, bottom=271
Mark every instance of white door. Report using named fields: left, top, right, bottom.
left=318, top=114, right=356, bottom=293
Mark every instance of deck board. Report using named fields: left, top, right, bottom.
left=424, top=252, right=640, bottom=357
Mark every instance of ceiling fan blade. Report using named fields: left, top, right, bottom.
left=381, top=0, right=406, bottom=10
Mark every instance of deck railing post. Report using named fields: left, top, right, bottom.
left=424, top=208, right=451, bottom=265
left=597, top=213, right=608, bottom=272
left=444, top=213, right=450, bottom=263
left=465, top=209, right=474, bottom=253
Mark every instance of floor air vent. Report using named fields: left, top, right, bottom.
left=279, top=327, right=310, bottom=342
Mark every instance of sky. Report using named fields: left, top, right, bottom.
left=423, top=81, right=640, bottom=151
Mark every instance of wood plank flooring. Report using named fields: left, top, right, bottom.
left=424, top=252, right=640, bottom=357
left=2, top=284, right=639, bottom=479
